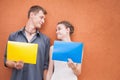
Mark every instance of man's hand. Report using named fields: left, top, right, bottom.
left=14, top=61, right=24, bottom=70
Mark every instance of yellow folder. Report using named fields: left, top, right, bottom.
left=7, top=41, right=38, bottom=64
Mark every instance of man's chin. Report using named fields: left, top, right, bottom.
left=36, top=25, right=42, bottom=29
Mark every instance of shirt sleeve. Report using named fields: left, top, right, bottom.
left=4, top=33, right=16, bottom=67
left=44, top=38, right=50, bottom=70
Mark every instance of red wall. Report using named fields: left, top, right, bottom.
left=0, top=0, right=120, bottom=80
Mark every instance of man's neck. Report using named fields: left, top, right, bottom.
left=25, top=28, right=36, bottom=35
left=25, top=20, right=37, bottom=35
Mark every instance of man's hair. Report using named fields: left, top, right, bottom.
left=57, top=21, right=74, bottom=35
left=28, top=5, right=47, bottom=18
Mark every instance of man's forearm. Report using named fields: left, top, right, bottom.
left=6, top=60, right=16, bottom=68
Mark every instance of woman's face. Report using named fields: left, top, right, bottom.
left=56, top=24, right=69, bottom=40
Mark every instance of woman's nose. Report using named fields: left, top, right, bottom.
left=56, top=30, right=59, bottom=34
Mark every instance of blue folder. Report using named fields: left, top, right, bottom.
left=52, top=41, right=84, bottom=63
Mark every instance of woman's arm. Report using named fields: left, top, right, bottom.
left=67, top=59, right=82, bottom=76
left=46, top=46, right=54, bottom=80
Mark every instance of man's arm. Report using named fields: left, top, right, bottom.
left=43, top=69, right=48, bottom=80
left=6, top=60, right=24, bottom=70
left=43, top=38, right=50, bottom=80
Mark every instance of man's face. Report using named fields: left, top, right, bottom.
left=31, top=10, right=46, bottom=29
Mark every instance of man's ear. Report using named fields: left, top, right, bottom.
left=29, top=12, right=34, bottom=18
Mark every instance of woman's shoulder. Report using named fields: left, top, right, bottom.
left=50, top=45, right=53, bottom=49
left=50, top=45, right=54, bottom=52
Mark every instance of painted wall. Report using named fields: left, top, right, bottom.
left=0, top=0, right=120, bottom=80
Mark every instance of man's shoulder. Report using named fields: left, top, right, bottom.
left=40, top=32, right=50, bottom=40
left=9, top=30, right=20, bottom=36
left=8, top=28, right=23, bottom=39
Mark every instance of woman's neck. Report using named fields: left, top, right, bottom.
left=62, top=36, right=71, bottom=42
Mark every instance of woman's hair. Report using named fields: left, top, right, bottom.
left=57, top=21, right=74, bottom=35
left=28, top=5, right=47, bottom=18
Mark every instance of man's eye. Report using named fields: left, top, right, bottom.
left=40, top=16, right=44, bottom=19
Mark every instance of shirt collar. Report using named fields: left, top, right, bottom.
left=18, top=27, right=41, bottom=36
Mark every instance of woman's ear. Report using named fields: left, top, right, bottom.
left=67, top=27, right=70, bottom=34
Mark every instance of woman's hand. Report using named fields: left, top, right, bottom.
left=67, top=58, right=76, bottom=70
left=67, top=58, right=81, bottom=76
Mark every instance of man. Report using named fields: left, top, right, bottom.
left=4, top=5, right=50, bottom=80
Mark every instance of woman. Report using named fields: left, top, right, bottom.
left=46, top=21, right=81, bottom=80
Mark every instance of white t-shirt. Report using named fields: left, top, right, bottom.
left=51, top=60, right=77, bottom=80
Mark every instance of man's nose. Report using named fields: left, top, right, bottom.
left=42, top=19, right=45, bottom=23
